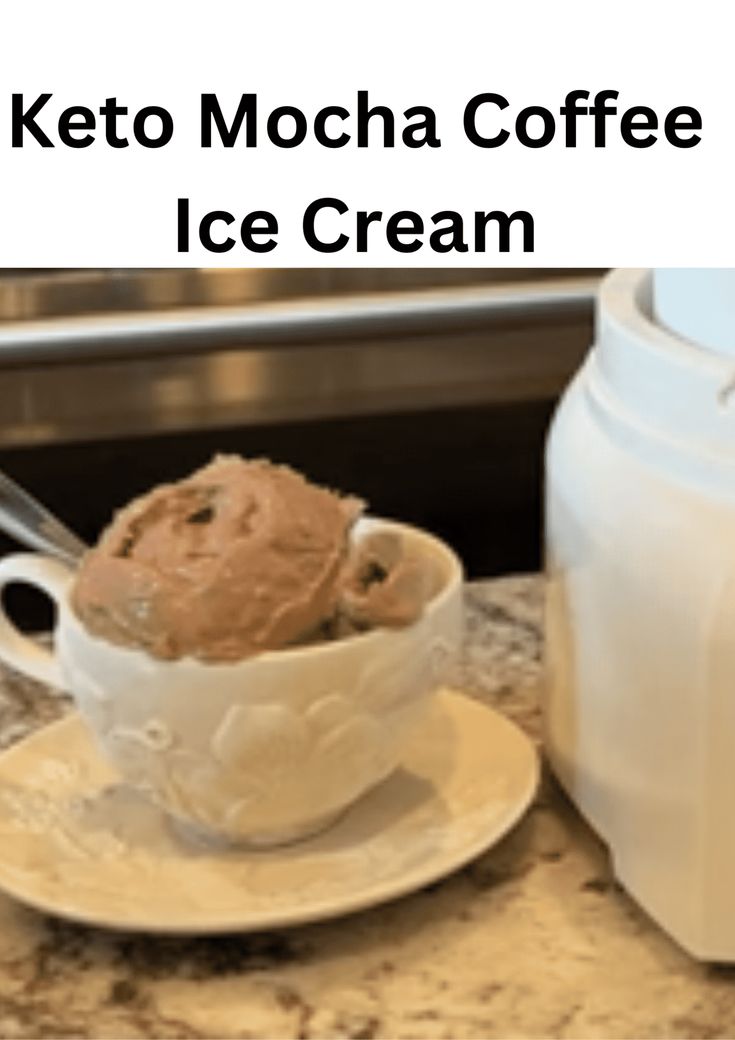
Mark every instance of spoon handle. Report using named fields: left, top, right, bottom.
left=0, top=471, right=88, bottom=565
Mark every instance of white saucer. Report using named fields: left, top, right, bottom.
left=0, top=689, right=538, bottom=934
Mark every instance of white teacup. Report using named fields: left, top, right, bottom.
left=0, top=518, right=463, bottom=846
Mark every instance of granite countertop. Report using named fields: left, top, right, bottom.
left=0, top=577, right=735, bottom=1040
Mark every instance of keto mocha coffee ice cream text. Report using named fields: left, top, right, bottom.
left=72, top=456, right=432, bottom=661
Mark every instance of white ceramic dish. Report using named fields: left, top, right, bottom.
left=0, top=689, right=537, bottom=934
left=0, top=518, right=463, bottom=846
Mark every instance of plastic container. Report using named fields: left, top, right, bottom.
left=545, top=267, right=735, bottom=959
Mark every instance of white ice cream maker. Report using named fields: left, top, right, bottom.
left=545, top=268, right=735, bottom=960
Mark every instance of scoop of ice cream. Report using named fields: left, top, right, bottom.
left=338, top=529, right=434, bottom=630
left=72, top=456, right=362, bottom=661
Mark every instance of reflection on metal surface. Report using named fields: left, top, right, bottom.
left=0, top=274, right=598, bottom=364
left=0, top=268, right=598, bottom=324
left=0, top=268, right=599, bottom=449
left=0, top=324, right=592, bottom=448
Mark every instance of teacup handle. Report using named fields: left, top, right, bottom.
left=0, top=553, right=75, bottom=689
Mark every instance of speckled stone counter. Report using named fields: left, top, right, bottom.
left=1, top=577, right=735, bottom=1040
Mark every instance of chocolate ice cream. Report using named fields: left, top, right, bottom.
left=72, top=455, right=430, bottom=662
left=337, top=529, right=433, bottom=631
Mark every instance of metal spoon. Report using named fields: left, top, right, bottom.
left=0, top=470, right=88, bottom=566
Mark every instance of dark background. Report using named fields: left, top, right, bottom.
left=0, top=397, right=553, bottom=576
left=0, top=399, right=556, bottom=631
